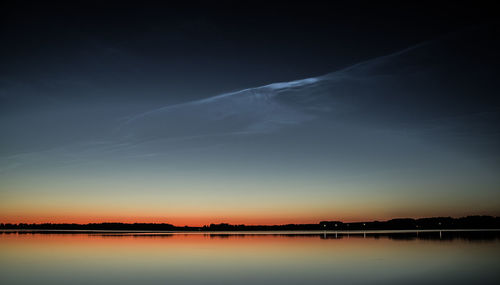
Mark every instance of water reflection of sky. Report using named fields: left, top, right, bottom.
left=1, top=232, right=499, bottom=285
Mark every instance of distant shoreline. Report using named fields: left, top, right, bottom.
left=2, top=228, right=500, bottom=233
left=2, top=215, right=499, bottom=231
left=3, top=229, right=500, bottom=242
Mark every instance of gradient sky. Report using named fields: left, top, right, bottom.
left=1, top=1, right=499, bottom=225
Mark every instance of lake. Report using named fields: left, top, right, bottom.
left=1, top=230, right=499, bottom=284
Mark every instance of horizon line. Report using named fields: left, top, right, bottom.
left=2, top=215, right=499, bottom=228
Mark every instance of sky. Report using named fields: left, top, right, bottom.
left=1, top=1, right=499, bottom=225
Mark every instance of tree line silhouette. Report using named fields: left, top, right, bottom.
left=1, top=215, right=499, bottom=231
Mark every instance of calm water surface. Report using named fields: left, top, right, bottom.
left=1, top=231, right=499, bottom=284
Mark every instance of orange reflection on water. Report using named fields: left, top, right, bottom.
left=0, top=231, right=463, bottom=261
left=1, top=231, right=500, bottom=285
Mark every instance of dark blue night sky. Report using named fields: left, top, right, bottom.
left=1, top=1, right=499, bottom=224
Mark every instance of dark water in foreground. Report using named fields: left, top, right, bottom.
left=1, top=230, right=499, bottom=284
